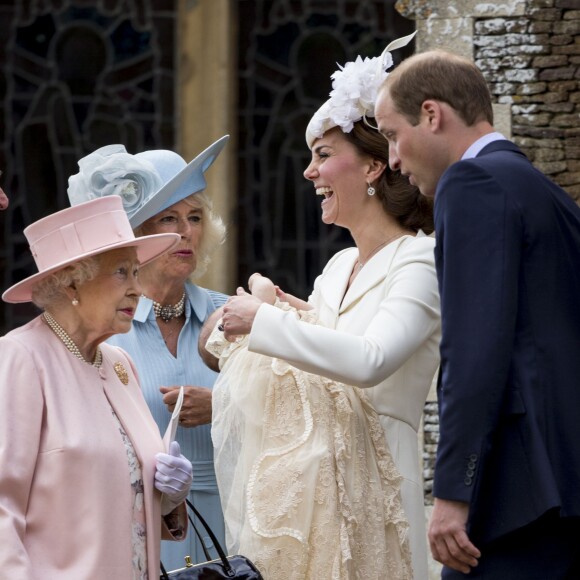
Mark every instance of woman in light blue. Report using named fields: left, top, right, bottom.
left=67, top=137, right=229, bottom=570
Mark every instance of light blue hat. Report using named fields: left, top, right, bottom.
left=68, top=135, right=229, bottom=228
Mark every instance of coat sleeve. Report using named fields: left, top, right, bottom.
left=432, top=161, right=521, bottom=503
left=248, top=241, right=440, bottom=388
left=0, top=337, right=44, bottom=575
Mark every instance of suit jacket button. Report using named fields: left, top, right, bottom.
left=466, top=469, right=475, bottom=477
left=467, top=461, right=476, bottom=470
left=464, top=477, right=473, bottom=486
left=469, top=454, right=478, bottom=462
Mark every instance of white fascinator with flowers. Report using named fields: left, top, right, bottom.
left=305, top=31, right=416, bottom=149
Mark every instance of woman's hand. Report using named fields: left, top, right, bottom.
left=160, top=385, right=212, bottom=427
left=155, top=441, right=193, bottom=515
left=221, top=289, right=263, bottom=341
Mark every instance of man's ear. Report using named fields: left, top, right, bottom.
left=421, top=99, right=443, bottom=131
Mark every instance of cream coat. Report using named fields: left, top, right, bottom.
left=0, top=316, right=184, bottom=579
left=249, top=233, right=441, bottom=579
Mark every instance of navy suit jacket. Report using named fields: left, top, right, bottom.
left=433, top=139, right=580, bottom=544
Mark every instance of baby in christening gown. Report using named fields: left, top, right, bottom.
left=206, top=274, right=412, bottom=580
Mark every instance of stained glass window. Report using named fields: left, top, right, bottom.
left=236, top=0, right=414, bottom=298
left=0, top=0, right=177, bottom=332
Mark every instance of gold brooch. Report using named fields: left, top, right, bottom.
left=114, top=362, right=129, bottom=385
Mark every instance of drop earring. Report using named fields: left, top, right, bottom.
left=72, top=298, right=79, bottom=306
left=367, top=182, right=376, bottom=196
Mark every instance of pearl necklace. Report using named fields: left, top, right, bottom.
left=355, top=233, right=405, bottom=272
left=43, top=312, right=103, bottom=368
left=150, top=292, right=186, bottom=323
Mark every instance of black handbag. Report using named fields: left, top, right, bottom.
left=160, top=499, right=264, bottom=580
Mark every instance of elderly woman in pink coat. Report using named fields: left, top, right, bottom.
left=0, top=196, right=192, bottom=579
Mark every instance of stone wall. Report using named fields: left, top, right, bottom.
left=476, top=0, right=580, bottom=199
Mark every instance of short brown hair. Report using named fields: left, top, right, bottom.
left=384, top=49, right=493, bottom=127
left=344, top=121, right=434, bottom=234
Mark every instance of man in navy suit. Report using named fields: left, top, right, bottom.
left=375, top=50, right=580, bottom=578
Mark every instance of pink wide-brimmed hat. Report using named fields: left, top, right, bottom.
left=2, top=196, right=180, bottom=303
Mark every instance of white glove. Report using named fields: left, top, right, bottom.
left=155, top=441, right=193, bottom=515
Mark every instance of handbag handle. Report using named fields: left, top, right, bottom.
left=185, top=499, right=233, bottom=573
left=160, top=499, right=234, bottom=578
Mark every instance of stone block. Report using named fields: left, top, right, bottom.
left=515, top=136, right=563, bottom=147
left=534, top=148, right=565, bottom=161
left=553, top=44, right=580, bottom=54
left=513, top=125, right=567, bottom=137
left=550, top=34, right=575, bottom=45
left=540, top=101, right=576, bottom=112
left=512, top=103, right=541, bottom=113
left=502, top=55, right=534, bottom=68
left=505, top=68, right=539, bottom=82
left=548, top=80, right=577, bottom=91
left=533, top=54, right=570, bottom=67
left=518, top=81, right=548, bottom=94
left=476, top=32, right=549, bottom=47
left=491, top=82, right=517, bottom=95
left=554, top=20, right=580, bottom=34
left=397, top=0, right=526, bottom=18
left=539, top=66, right=576, bottom=80
left=494, top=103, right=512, bottom=137
left=534, top=160, right=568, bottom=173
left=540, top=91, right=570, bottom=103
left=476, top=44, right=548, bottom=57
left=529, top=21, right=554, bottom=33
left=417, top=18, right=474, bottom=58
left=554, top=171, right=580, bottom=185
left=514, top=112, right=553, bottom=125
left=475, top=18, right=510, bottom=35
left=565, top=183, right=580, bottom=200
left=556, top=0, right=580, bottom=7
left=552, top=112, right=580, bottom=126
left=529, top=8, right=564, bottom=20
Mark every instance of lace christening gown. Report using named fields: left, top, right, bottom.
left=207, top=303, right=413, bottom=580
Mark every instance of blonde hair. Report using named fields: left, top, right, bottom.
left=186, top=191, right=226, bottom=280
left=31, top=257, right=99, bottom=309
left=134, top=192, right=226, bottom=280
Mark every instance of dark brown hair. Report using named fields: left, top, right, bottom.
left=344, top=121, right=434, bottom=234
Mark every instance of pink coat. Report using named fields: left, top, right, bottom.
left=0, top=316, right=183, bottom=578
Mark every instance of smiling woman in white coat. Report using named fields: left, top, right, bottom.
left=218, top=37, right=441, bottom=580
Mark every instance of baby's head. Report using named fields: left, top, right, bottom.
left=248, top=273, right=276, bottom=304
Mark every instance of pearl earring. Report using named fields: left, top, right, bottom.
left=72, top=298, right=79, bottom=306
left=367, top=183, right=376, bottom=196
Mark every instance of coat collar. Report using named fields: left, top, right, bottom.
left=134, top=282, right=209, bottom=324
left=320, top=233, right=420, bottom=314
left=478, top=139, right=526, bottom=159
